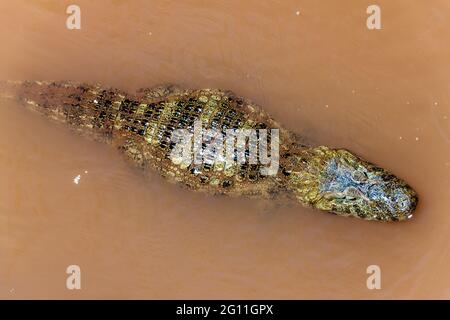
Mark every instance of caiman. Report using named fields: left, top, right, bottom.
left=0, top=80, right=418, bottom=221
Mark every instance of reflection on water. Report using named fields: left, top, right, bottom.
left=0, top=0, right=449, bottom=299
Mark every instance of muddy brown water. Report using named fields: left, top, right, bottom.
left=0, top=0, right=449, bottom=299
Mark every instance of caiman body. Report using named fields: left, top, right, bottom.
left=1, top=81, right=418, bottom=221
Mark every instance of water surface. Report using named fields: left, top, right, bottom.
left=0, top=0, right=449, bottom=299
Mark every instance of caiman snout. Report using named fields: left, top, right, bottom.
left=285, top=147, right=418, bottom=221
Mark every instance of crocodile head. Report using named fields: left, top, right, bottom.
left=284, top=146, right=418, bottom=221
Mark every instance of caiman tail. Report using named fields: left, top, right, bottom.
left=0, top=80, right=419, bottom=222
left=0, top=80, right=130, bottom=143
